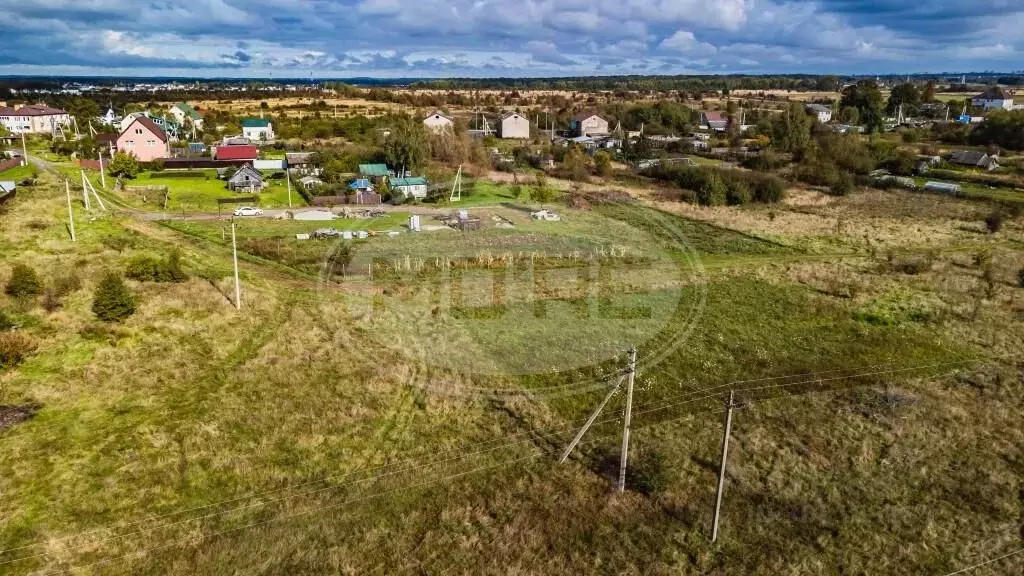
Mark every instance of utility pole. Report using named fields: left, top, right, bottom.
left=80, top=170, right=91, bottom=210
left=617, top=347, right=637, bottom=493
left=21, top=132, right=27, bottom=166
left=286, top=172, right=293, bottom=208
left=65, top=179, right=76, bottom=242
left=559, top=375, right=625, bottom=463
left=98, top=151, right=106, bottom=189
left=231, top=221, right=241, bottom=310
left=711, top=390, right=737, bottom=543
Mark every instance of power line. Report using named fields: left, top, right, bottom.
left=940, top=547, right=1024, bottom=575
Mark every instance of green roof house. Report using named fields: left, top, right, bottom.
left=169, top=102, right=203, bottom=130
left=241, top=118, right=275, bottom=142
left=358, top=164, right=393, bottom=178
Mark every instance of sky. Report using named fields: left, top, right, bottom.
left=0, top=0, right=1021, bottom=78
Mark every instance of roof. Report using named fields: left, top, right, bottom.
left=299, top=176, right=323, bottom=185
left=424, top=111, right=451, bottom=121
left=358, top=163, right=391, bottom=177
left=572, top=110, right=603, bottom=122
left=0, top=107, right=15, bottom=116
left=501, top=112, right=525, bottom=120
left=349, top=178, right=372, bottom=189
left=703, top=112, right=726, bottom=122
left=120, top=116, right=168, bottom=142
left=229, top=164, right=263, bottom=183
left=806, top=104, right=831, bottom=113
left=974, top=86, right=1013, bottom=100
left=948, top=150, right=988, bottom=165
left=15, top=104, right=67, bottom=116
left=390, top=177, right=427, bottom=187
left=286, top=152, right=314, bottom=164
left=215, top=144, right=259, bottom=161
left=241, top=118, right=271, bottom=128
left=95, top=133, right=118, bottom=144
left=173, top=102, right=202, bottom=120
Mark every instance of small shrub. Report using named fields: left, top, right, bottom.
left=43, top=273, right=84, bottom=310
left=697, top=173, right=727, bottom=206
left=92, top=272, right=136, bottom=322
left=984, top=210, right=1004, bottom=234
left=888, top=254, right=933, bottom=275
left=628, top=449, right=669, bottom=496
left=0, top=332, right=36, bottom=370
left=0, top=310, right=13, bottom=331
left=125, top=252, right=188, bottom=283
left=726, top=180, right=752, bottom=206
left=529, top=185, right=557, bottom=203
left=5, top=264, right=43, bottom=299
left=828, top=172, right=855, bottom=197
left=1017, top=268, right=1024, bottom=288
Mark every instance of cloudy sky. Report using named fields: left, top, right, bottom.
left=0, top=0, right=1021, bottom=78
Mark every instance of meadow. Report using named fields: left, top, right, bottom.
left=0, top=170, right=1021, bottom=575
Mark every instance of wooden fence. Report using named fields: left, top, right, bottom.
left=78, top=159, right=102, bottom=171
left=0, top=158, right=22, bottom=172
left=310, top=193, right=382, bottom=206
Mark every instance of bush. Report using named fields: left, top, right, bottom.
left=5, top=264, right=43, bottom=299
left=0, top=332, right=36, bottom=370
left=1018, top=268, right=1024, bottom=288
left=0, top=310, right=13, bottom=331
left=828, top=172, right=855, bottom=197
left=726, top=180, right=752, bottom=206
left=628, top=449, right=669, bottom=496
left=92, top=272, right=136, bottom=322
left=42, top=274, right=81, bottom=313
left=984, top=210, right=1004, bottom=234
left=124, top=251, right=188, bottom=283
left=529, top=185, right=557, bottom=204
left=697, top=173, right=727, bottom=206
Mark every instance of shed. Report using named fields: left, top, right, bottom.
left=299, top=176, right=324, bottom=190
left=924, top=181, right=961, bottom=195
left=390, top=177, right=428, bottom=199
left=349, top=178, right=374, bottom=193
left=227, top=165, right=265, bottom=193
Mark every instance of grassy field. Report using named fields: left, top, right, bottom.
left=0, top=164, right=37, bottom=182
left=127, top=170, right=306, bottom=211
left=0, top=170, right=1022, bottom=574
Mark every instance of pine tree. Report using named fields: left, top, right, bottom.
left=92, top=272, right=136, bottom=322
left=5, top=264, right=43, bottom=299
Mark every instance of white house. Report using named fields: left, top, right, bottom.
left=0, top=104, right=71, bottom=135
left=390, top=177, right=429, bottom=199
left=806, top=103, right=833, bottom=123
left=570, top=111, right=609, bottom=137
left=971, top=87, right=1015, bottom=111
left=499, top=112, right=530, bottom=139
left=423, top=111, right=453, bottom=133
left=168, top=102, right=203, bottom=130
left=99, top=107, right=119, bottom=126
left=241, top=118, right=274, bottom=142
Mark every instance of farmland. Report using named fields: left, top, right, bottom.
left=1, top=155, right=1022, bottom=575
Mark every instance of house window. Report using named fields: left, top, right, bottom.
left=135, top=128, right=143, bottom=134
left=125, top=140, right=135, bottom=148
left=146, top=140, right=156, bottom=146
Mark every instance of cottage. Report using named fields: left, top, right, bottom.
left=349, top=179, right=374, bottom=193
left=286, top=152, right=314, bottom=171
left=948, top=150, right=999, bottom=171
left=806, top=103, right=833, bottom=123
left=168, top=103, right=203, bottom=130
left=0, top=104, right=71, bottom=135
left=702, top=112, right=728, bottom=132
left=971, top=87, right=1015, bottom=111
left=116, top=116, right=169, bottom=162
left=99, top=107, right=119, bottom=126
left=499, top=112, right=530, bottom=139
left=241, top=118, right=274, bottom=142
left=570, top=111, right=609, bottom=137
left=358, top=163, right=393, bottom=184
left=423, top=111, right=453, bottom=133
left=299, top=176, right=324, bottom=191
left=390, top=177, right=429, bottom=199
left=227, top=165, right=265, bottom=193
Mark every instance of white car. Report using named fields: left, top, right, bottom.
left=233, top=207, right=264, bottom=217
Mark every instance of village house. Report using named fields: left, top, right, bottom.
left=99, top=107, right=119, bottom=126
left=227, top=165, right=265, bottom=193
left=115, top=116, right=169, bottom=162
left=286, top=152, right=315, bottom=174
left=358, top=163, right=393, bottom=184
left=298, top=175, right=324, bottom=191
left=0, top=104, right=71, bottom=134
left=349, top=178, right=374, bottom=193
left=423, top=111, right=454, bottom=133
left=948, top=150, right=999, bottom=171
left=971, top=87, right=1015, bottom=111
left=570, top=111, right=609, bottom=137
left=168, top=102, right=203, bottom=130
left=390, top=177, right=429, bottom=199
left=214, top=144, right=259, bottom=162
left=499, top=112, right=530, bottom=139
left=806, top=103, right=833, bottom=123
left=702, top=111, right=728, bottom=132
left=241, top=118, right=274, bottom=142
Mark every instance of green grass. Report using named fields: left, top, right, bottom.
left=0, top=164, right=36, bottom=182
left=125, top=170, right=307, bottom=211
left=430, top=180, right=527, bottom=208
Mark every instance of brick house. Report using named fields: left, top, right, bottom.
left=116, top=116, right=169, bottom=162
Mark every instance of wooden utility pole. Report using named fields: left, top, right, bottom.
left=712, top=390, right=737, bottom=543
left=231, top=221, right=241, bottom=310
left=21, top=132, right=27, bottom=166
left=617, top=347, right=637, bottom=492
left=65, top=180, right=76, bottom=242
left=80, top=170, right=91, bottom=210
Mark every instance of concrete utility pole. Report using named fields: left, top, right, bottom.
left=617, top=347, right=637, bottom=493
left=559, top=375, right=626, bottom=463
left=21, top=132, right=27, bottom=166
left=286, top=172, right=293, bottom=208
left=98, top=151, right=106, bottom=189
left=231, top=221, right=241, bottom=310
left=80, top=170, right=91, bottom=210
left=65, top=180, right=76, bottom=242
left=712, top=390, right=737, bottom=543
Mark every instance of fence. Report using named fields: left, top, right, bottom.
left=310, top=193, right=382, bottom=206
left=78, top=159, right=102, bottom=171
left=0, top=158, right=22, bottom=172
left=160, top=158, right=251, bottom=170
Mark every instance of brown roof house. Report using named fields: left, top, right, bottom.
left=116, top=116, right=169, bottom=162
left=948, top=150, right=999, bottom=171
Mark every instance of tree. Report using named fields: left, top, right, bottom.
left=970, top=110, right=1024, bottom=151
left=66, top=97, right=101, bottom=126
left=838, top=106, right=860, bottom=125
left=92, top=272, right=136, bottom=322
left=5, top=264, right=43, bottom=300
left=594, top=150, right=613, bottom=177
left=922, top=81, right=937, bottom=103
left=886, top=83, right=921, bottom=116
left=697, top=173, right=727, bottom=206
left=384, top=116, right=428, bottom=173
left=107, top=152, right=141, bottom=179
left=769, top=102, right=812, bottom=155
left=840, top=80, right=884, bottom=132
left=562, top=147, right=592, bottom=181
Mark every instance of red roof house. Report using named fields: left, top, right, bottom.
left=214, top=145, right=258, bottom=161
left=116, top=116, right=169, bottom=162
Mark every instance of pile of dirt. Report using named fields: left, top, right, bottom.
left=0, top=403, right=40, bottom=433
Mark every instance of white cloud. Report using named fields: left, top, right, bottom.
left=659, top=31, right=718, bottom=56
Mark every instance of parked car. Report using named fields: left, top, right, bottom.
left=233, top=206, right=264, bottom=217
